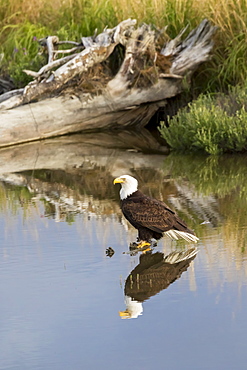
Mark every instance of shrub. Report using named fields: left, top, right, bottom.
left=159, top=86, right=247, bottom=154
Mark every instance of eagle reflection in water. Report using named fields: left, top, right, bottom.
left=119, top=248, right=197, bottom=319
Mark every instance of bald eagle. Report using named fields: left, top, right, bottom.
left=114, top=175, right=198, bottom=247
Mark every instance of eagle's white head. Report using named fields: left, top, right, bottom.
left=113, top=175, right=138, bottom=200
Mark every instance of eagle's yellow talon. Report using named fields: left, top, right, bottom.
left=137, top=241, right=151, bottom=249
left=142, top=247, right=151, bottom=253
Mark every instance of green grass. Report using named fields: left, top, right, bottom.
left=0, top=22, right=48, bottom=86
left=0, top=0, right=246, bottom=91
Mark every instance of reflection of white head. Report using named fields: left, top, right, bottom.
left=113, top=175, right=138, bottom=200
left=119, top=296, right=143, bottom=319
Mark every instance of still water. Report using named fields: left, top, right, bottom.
left=0, top=131, right=247, bottom=370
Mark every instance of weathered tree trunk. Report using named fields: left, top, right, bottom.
left=0, top=19, right=217, bottom=147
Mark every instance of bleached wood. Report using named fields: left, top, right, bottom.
left=23, top=53, right=77, bottom=78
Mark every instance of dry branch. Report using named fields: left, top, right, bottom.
left=162, top=19, right=217, bottom=75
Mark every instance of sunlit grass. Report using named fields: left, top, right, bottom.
left=0, top=0, right=246, bottom=90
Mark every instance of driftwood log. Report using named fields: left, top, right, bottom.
left=0, top=19, right=217, bottom=147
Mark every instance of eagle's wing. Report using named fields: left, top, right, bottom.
left=122, top=195, right=187, bottom=233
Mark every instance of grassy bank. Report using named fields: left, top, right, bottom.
left=0, top=0, right=246, bottom=90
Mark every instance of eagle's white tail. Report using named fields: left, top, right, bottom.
left=165, top=229, right=199, bottom=243
left=163, top=247, right=198, bottom=264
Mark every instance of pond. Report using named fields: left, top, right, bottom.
left=0, top=130, right=247, bottom=370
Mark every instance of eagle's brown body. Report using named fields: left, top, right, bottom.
left=121, top=190, right=196, bottom=242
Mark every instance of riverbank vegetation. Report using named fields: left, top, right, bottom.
left=0, top=0, right=246, bottom=153
left=159, top=84, right=247, bottom=154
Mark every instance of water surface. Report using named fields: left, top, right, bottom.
left=0, top=132, right=247, bottom=370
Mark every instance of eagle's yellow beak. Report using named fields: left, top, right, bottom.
left=119, top=310, right=130, bottom=318
left=113, top=177, right=125, bottom=185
